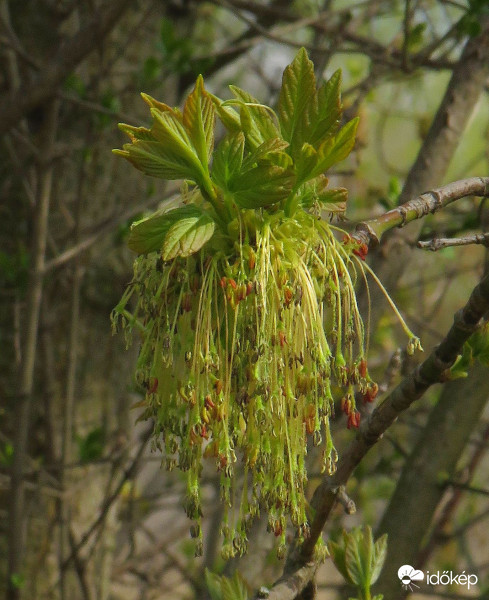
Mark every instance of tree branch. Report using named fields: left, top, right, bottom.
left=354, top=177, right=489, bottom=248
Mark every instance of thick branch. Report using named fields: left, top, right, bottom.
left=252, top=563, right=317, bottom=600
left=354, top=177, right=489, bottom=247
left=0, top=0, right=131, bottom=136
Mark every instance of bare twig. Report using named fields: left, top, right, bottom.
left=60, top=427, right=151, bottom=571
left=7, top=100, right=60, bottom=600
left=418, top=232, right=489, bottom=251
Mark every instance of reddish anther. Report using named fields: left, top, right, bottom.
left=359, top=359, right=367, bottom=378
left=352, top=243, right=369, bottom=261
left=347, top=410, right=361, bottom=429
left=220, top=276, right=227, bottom=288
left=148, top=377, right=158, bottom=394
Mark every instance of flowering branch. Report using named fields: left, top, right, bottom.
left=353, top=177, right=489, bottom=248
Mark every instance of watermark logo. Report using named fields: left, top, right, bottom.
left=397, top=565, right=478, bottom=593
left=397, top=565, right=424, bottom=591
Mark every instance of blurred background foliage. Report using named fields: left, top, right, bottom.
left=1, top=1, right=489, bottom=599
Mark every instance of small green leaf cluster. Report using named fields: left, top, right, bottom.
left=112, top=49, right=377, bottom=557
left=205, top=569, right=249, bottom=600
left=449, top=320, right=489, bottom=379
left=329, top=526, right=387, bottom=600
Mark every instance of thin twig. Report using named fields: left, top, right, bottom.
left=418, top=232, right=489, bottom=251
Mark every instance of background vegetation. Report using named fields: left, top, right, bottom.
left=1, top=1, right=489, bottom=599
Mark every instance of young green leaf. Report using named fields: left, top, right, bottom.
left=278, top=47, right=318, bottom=155
left=205, top=569, right=224, bottom=600
left=295, top=143, right=319, bottom=186
left=118, top=123, right=155, bottom=142
left=300, top=176, right=348, bottom=214
left=113, top=140, right=198, bottom=181
left=209, top=93, right=242, bottom=133
left=309, top=70, right=342, bottom=147
left=230, top=164, right=293, bottom=209
left=345, top=530, right=370, bottom=588
left=329, top=533, right=350, bottom=582
left=212, top=132, right=245, bottom=189
left=229, top=85, right=280, bottom=149
left=141, top=92, right=182, bottom=117
left=183, top=75, right=216, bottom=169
left=313, top=117, right=359, bottom=177
left=240, top=137, right=289, bottom=172
left=128, top=205, right=207, bottom=255
left=162, top=209, right=215, bottom=259
left=370, top=534, right=388, bottom=585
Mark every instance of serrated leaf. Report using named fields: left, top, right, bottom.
left=318, top=187, right=348, bottom=214
left=183, top=75, right=216, bottom=168
left=210, top=93, right=242, bottom=133
left=128, top=205, right=205, bottom=254
left=313, top=117, right=359, bottom=176
left=370, top=534, right=388, bottom=585
left=229, top=86, right=280, bottom=148
left=278, top=47, right=318, bottom=154
left=113, top=140, right=198, bottom=181
left=162, top=210, right=215, bottom=259
left=295, top=143, right=319, bottom=185
left=240, top=137, right=289, bottom=171
left=212, top=132, right=245, bottom=189
left=141, top=92, right=182, bottom=117
left=222, top=572, right=249, bottom=600
left=205, top=569, right=224, bottom=600
left=230, top=164, right=293, bottom=209
left=151, top=109, right=200, bottom=166
left=309, top=70, right=342, bottom=147
left=328, top=537, right=350, bottom=582
left=345, top=533, right=369, bottom=588
left=118, top=123, right=155, bottom=142
left=300, top=176, right=347, bottom=214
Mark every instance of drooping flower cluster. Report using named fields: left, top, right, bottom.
left=112, top=49, right=415, bottom=558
